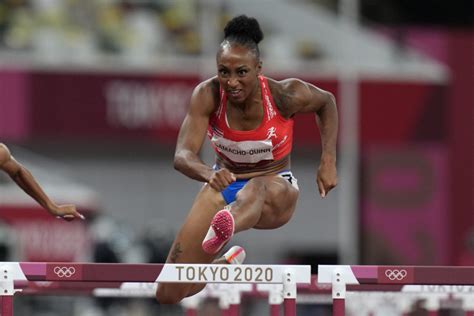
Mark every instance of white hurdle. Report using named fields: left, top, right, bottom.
left=318, top=264, right=474, bottom=316
left=0, top=262, right=311, bottom=316
left=157, top=264, right=311, bottom=316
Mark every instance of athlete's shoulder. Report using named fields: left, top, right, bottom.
left=189, top=77, right=220, bottom=114
left=267, top=77, right=310, bottom=97
left=265, top=77, right=312, bottom=115
left=193, top=76, right=220, bottom=97
left=278, top=78, right=311, bottom=92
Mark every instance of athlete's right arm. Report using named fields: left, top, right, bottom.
left=174, top=81, right=235, bottom=190
left=174, top=82, right=214, bottom=181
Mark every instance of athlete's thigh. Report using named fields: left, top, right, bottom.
left=165, top=183, right=226, bottom=264
left=257, top=175, right=299, bottom=229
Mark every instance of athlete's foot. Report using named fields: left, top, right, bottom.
left=202, top=209, right=235, bottom=254
left=224, top=245, right=246, bottom=264
left=212, top=246, right=246, bottom=264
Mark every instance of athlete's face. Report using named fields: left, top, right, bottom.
left=216, top=43, right=262, bottom=104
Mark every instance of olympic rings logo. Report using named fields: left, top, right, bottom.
left=53, top=266, right=76, bottom=278
left=384, top=269, right=407, bottom=281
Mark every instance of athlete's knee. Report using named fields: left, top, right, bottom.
left=156, top=284, right=186, bottom=305
left=269, top=177, right=299, bottom=201
left=257, top=182, right=298, bottom=229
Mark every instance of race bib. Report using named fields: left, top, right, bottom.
left=211, top=136, right=274, bottom=163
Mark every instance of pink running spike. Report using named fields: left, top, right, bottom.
left=202, top=209, right=235, bottom=254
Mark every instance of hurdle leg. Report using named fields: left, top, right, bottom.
left=366, top=293, right=378, bottom=316
left=1, top=267, right=15, bottom=316
left=228, top=285, right=241, bottom=316
left=181, top=294, right=201, bottom=316
left=464, top=301, right=474, bottom=316
left=424, top=295, right=442, bottom=316
left=221, top=307, right=230, bottom=316
left=461, top=293, right=474, bottom=316
left=1, top=296, right=13, bottom=316
left=283, top=269, right=297, bottom=316
left=396, top=294, right=413, bottom=316
left=268, top=285, right=283, bottom=316
left=218, top=287, right=231, bottom=316
left=216, top=285, right=241, bottom=316
left=270, top=304, right=281, bottom=316
left=228, top=304, right=239, bottom=316
left=452, top=293, right=474, bottom=316
left=332, top=269, right=346, bottom=316
left=466, top=300, right=474, bottom=316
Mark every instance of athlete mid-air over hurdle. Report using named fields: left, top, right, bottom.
left=0, top=14, right=338, bottom=316
left=155, top=14, right=338, bottom=306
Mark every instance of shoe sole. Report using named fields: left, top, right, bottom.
left=202, top=210, right=235, bottom=254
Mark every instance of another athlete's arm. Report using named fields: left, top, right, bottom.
left=174, top=81, right=235, bottom=191
left=0, top=143, right=84, bottom=220
left=283, top=79, right=338, bottom=197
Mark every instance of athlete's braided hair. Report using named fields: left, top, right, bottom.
left=222, top=15, right=264, bottom=59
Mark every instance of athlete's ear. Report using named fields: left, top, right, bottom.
left=257, top=60, right=263, bottom=75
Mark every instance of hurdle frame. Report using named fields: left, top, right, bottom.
left=7, top=272, right=474, bottom=315
left=318, top=265, right=474, bottom=316
left=0, top=262, right=311, bottom=316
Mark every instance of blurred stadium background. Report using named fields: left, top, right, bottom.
left=0, top=0, right=472, bottom=315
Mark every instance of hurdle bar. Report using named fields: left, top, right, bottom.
left=14, top=275, right=474, bottom=315
left=318, top=265, right=474, bottom=316
left=0, top=262, right=310, bottom=316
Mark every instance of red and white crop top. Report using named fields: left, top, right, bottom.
left=207, top=76, right=294, bottom=166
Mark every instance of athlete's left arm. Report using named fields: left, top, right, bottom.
left=0, top=143, right=84, bottom=221
left=286, top=79, right=338, bottom=198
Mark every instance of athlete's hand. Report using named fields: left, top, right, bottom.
left=49, top=204, right=85, bottom=221
left=316, top=161, right=337, bottom=198
left=208, top=169, right=236, bottom=192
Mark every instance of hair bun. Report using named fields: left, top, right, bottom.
left=224, top=15, right=264, bottom=44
